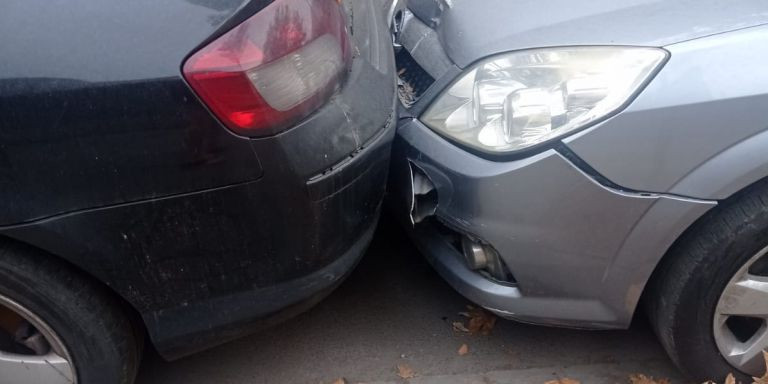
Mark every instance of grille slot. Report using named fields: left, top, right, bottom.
left=396, top=49, right=435, bottom=108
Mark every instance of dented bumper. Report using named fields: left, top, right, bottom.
left=390, top=119, right=714, bottom=329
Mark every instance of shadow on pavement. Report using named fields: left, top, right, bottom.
left=136, top=214, right=683, bottom=384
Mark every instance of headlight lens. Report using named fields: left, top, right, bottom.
left=421, top=47, right=667, bottom=153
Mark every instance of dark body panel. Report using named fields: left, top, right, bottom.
left=0, top=0, right=263, bottom=224
left=0, top=0, right=396, bottom=358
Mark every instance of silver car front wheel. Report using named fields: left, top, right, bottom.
left=647, top=179, right=768, bottom=383
left=714, top=244, right=768, bottom=376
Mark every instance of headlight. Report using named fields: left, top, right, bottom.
left=421, top=47, right=667, bottom=153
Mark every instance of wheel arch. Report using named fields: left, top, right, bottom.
left=669, top=128, right=768, bottom=201
left=639, top=174, right=768, bottom=320
left=605, top=128, right=768, bottom=327
left=0, top=233, right=147, bottom=343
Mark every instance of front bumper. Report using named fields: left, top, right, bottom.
left=390, top=119, right=714, bottom=329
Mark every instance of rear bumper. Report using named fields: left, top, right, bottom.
left=389, top=119, right=715, bottom=329
left=145, top=197, right=383, bottom=359
left=1, top=114, right=394, bottom=359
left=146, top=118, right=394, bottom=358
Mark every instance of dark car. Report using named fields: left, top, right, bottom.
left=0, top=0, right=395, bottom=383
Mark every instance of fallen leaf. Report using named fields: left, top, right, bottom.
left=331, top=379, right=347, bottom=384
left=754, top=351, right=768, bottom=384
left=544, top=378, right=581, bottom=384
left=452, top=321, right=469, bottom=333
left=466, top=307, right=496, bottom=335
left=397, top=364, right=415, bottom=379
left=458, top=343, right=469, bottom=356
left=629, top=373, right=670, bottom=384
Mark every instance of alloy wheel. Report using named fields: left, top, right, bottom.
left=714, top=244, right=768, bottom=376
left=0, top=293, right=76, bottom=384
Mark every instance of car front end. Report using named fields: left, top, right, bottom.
left=389, top=0, right=768, bottom=331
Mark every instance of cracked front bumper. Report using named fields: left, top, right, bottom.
left=390, top=119, right=715, bottom=329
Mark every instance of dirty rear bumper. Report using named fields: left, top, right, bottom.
left=146, top=119, right=395, bottom=358
left=2, top=114, right=395, bottom=359
left=390, top=119, right=715, bottom=329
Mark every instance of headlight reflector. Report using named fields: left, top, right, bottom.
left=422, top=47, right=667, bottom=153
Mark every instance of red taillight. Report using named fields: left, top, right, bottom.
left=183, top=0, right=352, bottom=136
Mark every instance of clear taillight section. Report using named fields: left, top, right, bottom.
left=183, top=0, right=352, bottom=136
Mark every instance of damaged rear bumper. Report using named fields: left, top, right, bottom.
left=390, top=119, right=715, bottom=329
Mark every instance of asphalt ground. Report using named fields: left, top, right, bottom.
left=136, top=214, right=686, bottom=384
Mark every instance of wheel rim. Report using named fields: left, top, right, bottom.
left=714, top=244, right=768, bottom=376
left=0, top=293, right=76, bottom=384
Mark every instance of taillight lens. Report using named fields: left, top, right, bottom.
left=183, top=0, right=352, bottom=136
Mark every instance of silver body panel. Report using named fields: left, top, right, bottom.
left=566, top=26, right=768, bottom=199
left=437, top=0, right=768, bottom=68
left=392, top=1, right=768, bottom=328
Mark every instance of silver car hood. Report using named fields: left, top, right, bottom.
left=423, top=0, right=768, bottom=68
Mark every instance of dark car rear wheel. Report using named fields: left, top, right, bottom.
left=0, top=241, right=141, bottom=384
left=648, top=180, right=768, bottom=383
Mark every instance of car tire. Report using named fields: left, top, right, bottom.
left=647, top=179, right=768, bottom=383
left=0, top=240, right=141, bottom=384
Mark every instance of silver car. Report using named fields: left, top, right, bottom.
left=388, top=0, right=768, bottom=381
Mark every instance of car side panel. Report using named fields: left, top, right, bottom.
left=0, top=0, right=264, bottom=225
left=565, top=25, right=768, bottom=199
left=668, top=129, right=768, bottom=199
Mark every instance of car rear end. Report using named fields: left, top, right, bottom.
left=0, top=0, right=395, bottom=381
left=152, top=0, right=398, bottom=357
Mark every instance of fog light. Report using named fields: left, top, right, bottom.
left=461, top=237, right=488, bottom=270
left=460, top=237, right=510, bottom=282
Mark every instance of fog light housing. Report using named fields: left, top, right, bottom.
left=461, top=237, right=511, bottom=282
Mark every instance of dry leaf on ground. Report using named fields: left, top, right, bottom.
left=466, top=306, right=496, bottom=335
left=629, top=373, right=670, bottom=384
left=331, top=379, right=347, bottom=384
left=703, top=372, right=738, bottom=384
left=544, top=378, right=581, bottom=384
left=458, top=343, right=469, bottom=356
left=397, top=364, right=415, bottom=379
left=452, top=321, right=470, bottom=333
left=754, top=351, right=768, bottom=384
